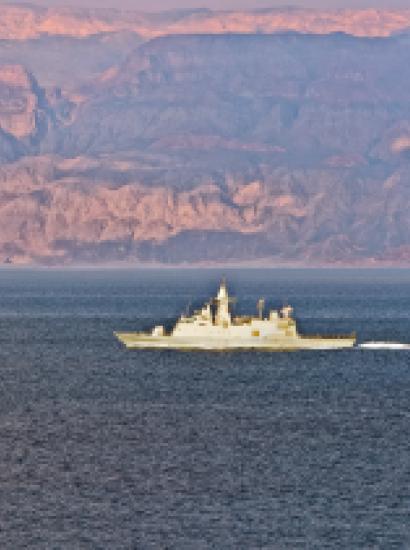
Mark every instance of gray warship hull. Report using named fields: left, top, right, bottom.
left=115, top=333, right=356, bottom=351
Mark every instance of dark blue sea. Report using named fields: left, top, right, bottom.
left=0, top=268, right=409, bottom=549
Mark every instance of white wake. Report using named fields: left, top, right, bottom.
left=359, top=342, right=410, bottom=350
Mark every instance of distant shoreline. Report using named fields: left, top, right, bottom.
left=1, top=261, right=409, bottom=270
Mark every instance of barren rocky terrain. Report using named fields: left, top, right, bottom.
left=0, top=5, right=410, bottom=40
left=0, top=5, right=409, bottom=265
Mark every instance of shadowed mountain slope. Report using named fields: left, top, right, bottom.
left=60, top=33, right=410, bottom=161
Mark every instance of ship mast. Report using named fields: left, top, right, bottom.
left=215, top=279, right=232, bottom=327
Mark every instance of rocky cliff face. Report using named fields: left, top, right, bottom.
left=0, top=12, right=408, bottom=265
left=0, top=65, right=43, bottom=140
left=0, top=153, right=408, bottom=265
left=0, top=5, right=409, bottom=40
left=0, top=64, right=56, bottom=163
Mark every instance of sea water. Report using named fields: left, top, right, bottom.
left=0, top=268, right=409, bottom=548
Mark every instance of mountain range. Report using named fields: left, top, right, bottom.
left=0, top=4, right=409, bottom=265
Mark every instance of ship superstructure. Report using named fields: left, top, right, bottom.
left=115, top=280, right=356, bottom=351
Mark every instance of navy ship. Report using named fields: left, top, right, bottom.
left=115, top=280, right=356, bottom=351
